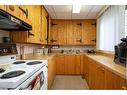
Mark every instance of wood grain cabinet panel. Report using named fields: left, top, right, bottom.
left=41, top=6, right=48, bottom=44
left=41, top=15, right=48, bottom=44
left=75, top=55, right=81, bottom=74
left=65, top=55, right=76, bottom=74
left=10, top=5, right=48, bottom=44
left=56, top=55, right=65, bottom=74
left=66, top=21, right=74, bottom=45
left=49, top=19, right=96, bottom=45
left=49, top=20, right=66, bottom=45
left=73, top=21, right=83, bottom=45
left=83, top=55, right=90, bottom=83
left=48, top=56, right=56, bottom=89
left=6, top=5, right=20, bottom=19
left=84, top=55, right=127, bottom=90
left=56, top=54, right=82, bottom=75
left=82, top=20, right=96, bottom=45
left=0, top=5, right=6, bottom=11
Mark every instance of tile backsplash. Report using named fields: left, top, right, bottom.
left=51, top=45, right=96, bottom=53
left=16, top=44, right=42, bottom=55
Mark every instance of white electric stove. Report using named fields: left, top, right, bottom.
left=0, top=44, right=48, bottom=90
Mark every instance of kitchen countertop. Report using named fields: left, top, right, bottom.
left=85, top=53, right=126, bottom=79
left=24, top=52, right=126, bottom=79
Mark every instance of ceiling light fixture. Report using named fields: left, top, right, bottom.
left=72, top=4, right=81, bottom=13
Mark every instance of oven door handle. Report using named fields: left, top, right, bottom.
left=40, top=71, right=45, bottom=87
left=19, top=83, right=31, bottom=90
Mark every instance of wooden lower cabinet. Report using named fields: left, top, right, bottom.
left=84, top=55, right=127, bottom=90
left=56, top=54, right=83, bottom=75
left=105, top=70, right=127, bottom=90
left=83, top=55, right=90, bottom=82
left=48, top=56, right=56, bottom=89
left=65, top=55, right=76, bottom=74
left=56, top=55, right=65, bottom=74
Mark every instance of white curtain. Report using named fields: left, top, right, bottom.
left=97, top=5, right=125, bottom=51
left=125, top=7, right=127, bottom=37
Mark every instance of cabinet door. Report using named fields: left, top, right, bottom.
left=88, top=60, right=97, bottom=89
left=88, top=20, right=96, bottom=45
left=80, top=55, right=84, bottom=75
left=34, top=6, right=42, bottom=44
left=6, top=5, right=20, bottom=18
left=105, top=69, right=126, bottom=90
left=95, top=66, right=106, bottom=89
left=66, top=21, right=74, bottom=45
left=83, top=55, right=90, bottom=82
left=27, top=6, right=41, bottom=44
left=48, top=57, right=56, bottom=89
left=49, top=20, right=66, bottom=45
left=41, top=15, right=48, bottom=44
left=58, top=20, right=66, bottom=45
left=75, top=55, right=81, bottom=74
left=18, top=5, right=30, bottom=24
left=49, top=20, right=59, bottom=44
left=82, top=20, right=96, bottom=45
left=73, top=21, right=83, bottom=45
left=56, top=55, right=65, bottom=74
left=0, top=5, right=6, bottom=11
left=65, top=55, right=75, bottom=74
left=120, top=78, right=127, bottom=90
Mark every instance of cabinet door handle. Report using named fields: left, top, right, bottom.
left=18, top=6, right=28, bottom=19
left=9, top=5, right=15, bottom=11
left=76, top=39, right=82, bottom=43
left=122, top=86, right=127, bottom=90
left=50, top=39, right=57, bottom=43
left=91, top=39, right=96, bottom=42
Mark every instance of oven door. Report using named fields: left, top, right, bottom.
left=31, top=71, right=45, bottom=90
left=18, top=69, right=47, bottom=90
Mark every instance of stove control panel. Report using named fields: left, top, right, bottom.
left=0, top=44, right=18, bottom=56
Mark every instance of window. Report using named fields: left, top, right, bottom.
left=97, top=5, right=125, bottom=51
left=125, top=6, right=127, bottom=37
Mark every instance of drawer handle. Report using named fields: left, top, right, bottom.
left=122, top=86, right=127, bottom=90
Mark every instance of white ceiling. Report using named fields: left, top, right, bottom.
left=44, top=5, right=104, bottom=19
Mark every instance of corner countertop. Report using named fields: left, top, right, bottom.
left=84, top=53, right=126, bottom=79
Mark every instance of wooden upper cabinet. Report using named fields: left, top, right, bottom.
left=82, top=20, right=96, bottom=45
left=0, top=5, right=6, bottom=11
left=73, top=21, right=83, bottom=45
left=10, top=5, right=42, bottom=44
left=66, top=21, right=73, bottom=45
left=49, top=19, right=96, bottom=45
left=58, top=21, right=67, bottom=45
left=6, top=5, right=20, bottom=18
left=49, top=20, right=59, bottom=44
left=49, top=20, right=66, bottom=45
left=41, top=15, right=48, bottom=44
left=41, top=6, right=48, bottom=44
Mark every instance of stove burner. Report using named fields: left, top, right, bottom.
left=0, top=70, right=25, bottom=79
left=13, top=61, right=26, bottom=64
left=0, top=68, right=5, bottom=73
left=27, top=61, right=42, bottom=65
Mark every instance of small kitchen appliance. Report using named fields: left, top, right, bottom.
left=114, top=37, right=127, bottom=66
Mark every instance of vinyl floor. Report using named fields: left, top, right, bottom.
left=51, top=75, right=89, bottom=90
